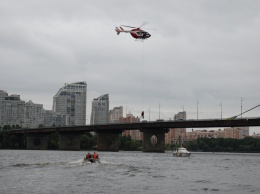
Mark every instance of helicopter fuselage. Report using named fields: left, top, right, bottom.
left=130, top=28, right=151, bottom=39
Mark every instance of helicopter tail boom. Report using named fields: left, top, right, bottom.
left=115, top=26, right=131, bottom=35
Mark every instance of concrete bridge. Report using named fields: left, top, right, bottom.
left=4, top=117, right=260, bottom=152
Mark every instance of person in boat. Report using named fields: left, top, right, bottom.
left=93, top=152, right=97, bottom=159
left=86, top=153, right=91, bottom=159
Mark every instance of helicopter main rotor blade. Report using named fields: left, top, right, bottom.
left=140, top=22, right=148, bottom=28
left=142, top=27, right=156, bottom=31
left=120, top=25, right=137, bottom=28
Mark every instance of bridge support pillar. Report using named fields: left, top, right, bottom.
left=59, top=133, right=81, bottom=151
left=96, top=131, right=121, bottom=152
left=140, top=128, right=169, bottom=153
left=26, top=134, right=48, bottom=150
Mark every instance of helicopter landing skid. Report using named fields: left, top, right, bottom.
left=135, top=39, right=144, bottom=42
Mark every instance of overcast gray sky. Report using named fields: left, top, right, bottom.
left=1, top=0, right=260, bottom=133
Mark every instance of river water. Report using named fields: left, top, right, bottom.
left=0, top=150, right=259, bottom=194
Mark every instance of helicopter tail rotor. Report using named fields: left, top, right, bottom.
left=115, top=27, right=122, bottom=35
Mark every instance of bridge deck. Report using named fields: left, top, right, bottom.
left=3, top=117, right=260, bottom=135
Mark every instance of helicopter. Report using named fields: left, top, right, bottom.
left=115, top=23, right=151, bottom=40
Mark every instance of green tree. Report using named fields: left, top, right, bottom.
left=196, top=137, right=260, bottom=153
left=255, top=141, right=260, bottom=151
left=119, top=135, right=142, bottom=151
left=187, top=140, right=199, bottom=151
left=3, top=125, right=11, bottom=130
left=15, top=125, right=21, bottom=129
left=80, top=133, right=97, bottom=150
left=119, top=135, right=131, bottom=150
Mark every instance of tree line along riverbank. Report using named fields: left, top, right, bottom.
left=0, top=132, right=260, bottom=152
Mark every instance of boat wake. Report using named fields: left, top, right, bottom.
left=69, top=159, right=85, bottom=165
left=11, top=161, right=68, bottom=168
left=11, top=158, right=105, bottom=169
left=67, top=159, right=86, bottom=167
left=66, top=158, right=102, bottom=167
left=11, top=159, right=95, bottom=169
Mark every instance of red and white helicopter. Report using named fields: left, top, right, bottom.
left=115, top=23, right=151, bottom=40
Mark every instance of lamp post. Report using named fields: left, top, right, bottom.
left=197, top=100, right=199, bottom=120
left=181, top=105, right=185, bottom=120
left=219, top=103, right=222, bottom=119
left=148, top=107, right=150, bottom=121
left=241, top=97, right=244, bottom=118
left=159, top=103, right=160, bottom=120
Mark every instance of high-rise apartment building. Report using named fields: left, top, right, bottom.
left=0, top=90, right=8, bottom=100
left=24, top=100, right=43, bottom=128
left=42, top=109, right=67, bottom=127
left=120, top=113, right=142, bottom=140
left=0, top=92, right=25, bottom=128
left=184, top=127, right=245, bottom=141
left=239, top=126, right=249, bottom=137
left=174, top=111, right=186, bottom=120
left=166, top=111, right=187, bottom=144
left=0, top=90, right=8, bottom=127
left=53, top=82, right=87, bottom=126
left=90, top=94, right=109, bottom=125
left=109, top=106, right=123, bottom=123
left=223, top=127, right=244, bottom=139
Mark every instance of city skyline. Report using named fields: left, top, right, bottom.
left=1, top=87, right=259, bottom=135
left=1, top=1, right=260, bottom=133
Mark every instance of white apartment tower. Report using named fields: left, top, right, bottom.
left=109, top=106, right=123, bottom=123
left=53, top=82, right=87, bottom=126
left=0, top=91, right=25, bottom=128
left=90, top=94, right=109, bottom=125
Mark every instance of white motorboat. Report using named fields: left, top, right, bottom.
left=173, top=147, right=191, bottom=157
